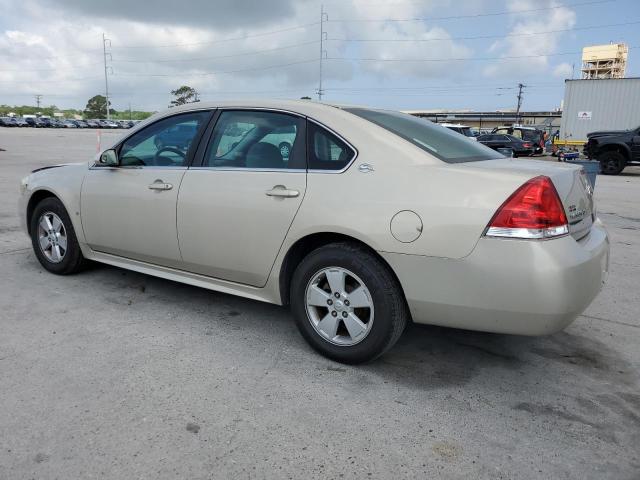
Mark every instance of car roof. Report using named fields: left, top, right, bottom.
left=160, top=99, right=340, bottom=117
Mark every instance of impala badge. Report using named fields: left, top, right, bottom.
left=358, top=163, right=374, bottom=173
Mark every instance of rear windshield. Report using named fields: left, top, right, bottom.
left=344, top=108, right=501, bottom=163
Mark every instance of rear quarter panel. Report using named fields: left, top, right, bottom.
left=282, top=112, right=531, bottom=259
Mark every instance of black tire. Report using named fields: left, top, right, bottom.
left=598, top=150, right=626, bottom=175
left=30, top=197, right=86, bottom=275
left=290, top=242, right=408, bottom=364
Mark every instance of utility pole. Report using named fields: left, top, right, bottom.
left=128, top=102, right=132, bottom=120
left=35, top=94, right=42, bottom=109
left=317, top=4, right=328, bottom=101
left=515, top=83, right=525, bottom=124
left=102, top=33, right=112, bottom=120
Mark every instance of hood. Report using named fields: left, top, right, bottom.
left=31, top=162, right=87, bottom=174
left=586, top=129, right=630, bottom=139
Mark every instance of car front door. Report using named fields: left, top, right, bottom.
left=176, top=110, right=307, bottom=287
left=81, top=111, right=211, bottom=267
left=632, top=129, right=640, bottom=161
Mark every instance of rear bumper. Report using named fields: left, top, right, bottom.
left=381, top=220, right=609, bottom=335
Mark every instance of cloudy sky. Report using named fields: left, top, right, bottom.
left=0, top=0, right=638, bottom=112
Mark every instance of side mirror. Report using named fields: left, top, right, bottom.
left=99, top=149, right=118, bottom=166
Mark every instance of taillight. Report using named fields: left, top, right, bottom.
left=485, top=176, right=568, bottom=239
left=523, top=142, right=532, bottom=148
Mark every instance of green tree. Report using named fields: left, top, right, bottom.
left=169, top=86, right=200, bottom=107
left=84, top=95, right=114, bottom=119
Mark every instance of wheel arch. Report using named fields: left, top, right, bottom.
left=596, top=142, right=631, bottom=160
left=26, top=189, right=60, bottom=235
left=278, top=231, right=409, bottom=311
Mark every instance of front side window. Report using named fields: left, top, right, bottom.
left=204, top=111, right=305, bottom=169
left=119, top=111, right=209, bottom=167
left=307, top=121, right=355, bottom=171
left=345, top=108, right=501, bottom=164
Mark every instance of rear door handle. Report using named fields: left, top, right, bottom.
left=266, top=185, right=299, bottom=198
left=148, top=180, right=173, bottom=191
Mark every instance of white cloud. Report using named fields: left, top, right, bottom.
left=483, top=0, right=576, bottom=77
left=0, top=0, right=477, bottom=110
left=553, top=62, right=573, bottom=78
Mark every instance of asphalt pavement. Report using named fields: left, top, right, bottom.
left=0, top=128, right=638, bottom=479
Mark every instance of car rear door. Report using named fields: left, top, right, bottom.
left=81, top=110, right=212, bottom=268
left=176, top=109, right=307, bottom=287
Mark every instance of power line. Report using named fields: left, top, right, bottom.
left=327, top=0, right=613, bottom=22
left=115, top=40, right=320, bottom=63
left=1, top=61, right=103, bottom=73
left=327, top=19, right=640, bottom=43
left=325, top=46, right=639, bottom=63
left=109, top=22, right=320, bottom=49
left=113, top=58, right=318, bottom=78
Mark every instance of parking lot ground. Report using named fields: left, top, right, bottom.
left=0, top=128, right=639, bottom=479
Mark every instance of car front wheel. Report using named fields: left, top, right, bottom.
left=290, top=242, right=408, bottom=364
left=30, top=197, right=86, bottom=275
left=598, top=151, right=626, bottom=175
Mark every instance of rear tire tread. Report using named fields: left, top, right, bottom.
left=290, top=242, right=408, bottom=364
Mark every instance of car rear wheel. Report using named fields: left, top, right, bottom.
left=598, top=151, right=626, bottom=175
left=290, top=242, right=408, bottom=364
left=30, top=197, right=86, bottom=275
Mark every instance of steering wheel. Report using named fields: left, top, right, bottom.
left=154, top=146, right=186, bottom=165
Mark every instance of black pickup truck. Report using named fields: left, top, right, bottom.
left=583, top=126, right=640, bottom=175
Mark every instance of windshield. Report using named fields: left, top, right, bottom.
left=345, top=108, right=501, bottom=163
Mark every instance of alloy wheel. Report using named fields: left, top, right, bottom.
left=304, top=267, right=375, bottom=346
left=37, top=212, right=67, bottom=263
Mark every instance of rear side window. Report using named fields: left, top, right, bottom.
left=345, top=108, right=501, bottom=163
left=204, top=110, right=305, bottom=170
left=307, top=121, right=355, bottom=171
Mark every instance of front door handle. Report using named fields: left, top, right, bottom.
left=148, top=180, right=173, bottom=191
left=266, top=185, right=300, bottom=198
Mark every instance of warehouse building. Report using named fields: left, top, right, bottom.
left=559, top=77, right=640, bottom=145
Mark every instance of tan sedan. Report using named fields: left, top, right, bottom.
left=19, top=100, right=609, bottom=363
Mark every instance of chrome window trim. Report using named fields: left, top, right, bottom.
left=306, top=118, right=359, bottom=174
left=204, top=107, right=359, bottom=173
left=189, top=167, right=306, bottom=173
left=89, top=165, right=188, bottom=171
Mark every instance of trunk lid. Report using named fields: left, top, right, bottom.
left=465, top=158, right=594, bottom=240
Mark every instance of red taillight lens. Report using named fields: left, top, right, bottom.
left=485, top=176, right=569, bottom=239
left=523, top=142, right=532, bottom=148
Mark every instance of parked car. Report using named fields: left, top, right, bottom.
left=0, top=117, right=17, bottom=127
left=61, top=120, right=77, bottom=128
left=14, top=117, right=29, bottom=127
left=154, top=122, right=199, bottom=150
left=73, top=120, right=89, bottom=128
left=583, top=125, right=640, bottom=175
left=476, top=134, right=536, bottom=157
left=25, top=117, right=45, bottom=128
left=492, top=126, right=544, bottom=154
left=19, top=100, right=608, bottom=364
left=85, top=120, right=100, bottom=128
left=439, top=123, right=477, bottom=140
left=39, top=117, right=54, bottom=128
